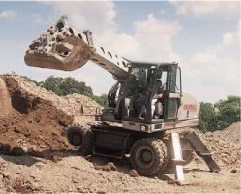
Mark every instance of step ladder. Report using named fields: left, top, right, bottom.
left=170, top=132, right=221, bottom=183
left=170, top=132, right=185, bottom=182
left=185, top=132, right=221, bottom=173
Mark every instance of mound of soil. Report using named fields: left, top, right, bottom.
left=213, top=122, right=240, bottom=144
left=169, top=128, right=240, bottom=167
left=6, top=75, right=102, bottom=117
left=199, top=131, right=240, bottom=167
left=0, top=75, right=74, bottom=156
left=0, top=78, right=13, bottom=117
left=63, top=93, right=102, bottom=116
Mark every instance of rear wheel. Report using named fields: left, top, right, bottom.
left=65, top=124, right=92, bottom=155
left=130, top=138, right=168, bottom=176
left=66, top=124, right=85, bottom=146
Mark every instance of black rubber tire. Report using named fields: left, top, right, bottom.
left=182, top=150, right=195, bottom=165
left=66, top=125, right=85, bottom=146
left=130, top=138, right=168, bottom=176
left=79, top=129, right=92, bottom=156
left=65, top=124, right=93, bottom=155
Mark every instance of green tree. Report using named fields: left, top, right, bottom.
left=198, top=95, right=240, bottom=132
left=39, top=76, right=63, bottom=96
left=58, top=77, right=93, bottom=97
left=199, top=102, right=217, bottom=132
left=215, top=95, right=240, bottom=130
left=93, top=94, right=108, bottom=106
left=39, top=76, right=93, bottom=97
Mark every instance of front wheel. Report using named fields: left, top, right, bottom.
left=130, top=138, right=168, bottom=176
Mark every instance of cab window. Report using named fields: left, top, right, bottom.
left=160, top=71, right=167, bottom=90
left=175, top=68, right=181, bottom=93
left=169, top=67, right=181, bottom=94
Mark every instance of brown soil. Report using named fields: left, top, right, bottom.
left=0, top=75, right=74, bottom=156
left=0, top=78, right=13, bottom=117
left=214, top=122, right=240, bottom=144
left=4, top=74, right=102, bottom=117
left=0, top=154, right=240, bottom=193
left=168, top=127, right=241, bottom=168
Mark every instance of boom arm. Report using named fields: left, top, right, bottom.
left=25, top=16, right=130, bottom=80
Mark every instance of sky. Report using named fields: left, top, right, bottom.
left=0, top=1, right=240, bottom=103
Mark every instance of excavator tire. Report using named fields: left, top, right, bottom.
left=65, top=124, right=92, bottom=156
left=80, top=129, right=93, bottom=156
left=130, top=138, right=168, bottom=176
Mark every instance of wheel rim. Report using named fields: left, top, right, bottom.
left=72, top=133, right=82, bottom=146
left=140, top=148, right=153, bottom=164
left=136, top=146, right=155, bottom=168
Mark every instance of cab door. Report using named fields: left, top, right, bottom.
left=165, top=67, right=182, bottom=121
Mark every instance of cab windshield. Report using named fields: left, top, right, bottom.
left=125, top=67, right=156, bottom=96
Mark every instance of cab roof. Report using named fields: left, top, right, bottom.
left=130, top=61, right=178, bottom=68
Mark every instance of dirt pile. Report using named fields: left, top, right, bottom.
left=213, top=122, right=240, bottom=144
left=170, top=127, right=240, bottom=167
left=6, top=75, right=102, bottom=117
left=198, top=131, right=240, bottom=167
left=0, top=75, right=74, bottom=156
left=63, top=93, right=102, bottom=116
left=0, top=74, right=102, bottom=156
left=0, top=78, right=13, bottom=117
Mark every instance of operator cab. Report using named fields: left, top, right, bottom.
left=99, top=62, right=183, bottom=133
left=123, top=62, right=182, bottom=122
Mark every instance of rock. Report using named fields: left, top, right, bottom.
left=1, top=172, right=10, bottom=179
left=52, top=155, right=62, bottom=163
left=94, top=163, right=117, bottom=172
left=85, top=155, right=92, bottom=161
left=102, top=165, right=111, bottom=172
left=108, top=162, right=117, bottom=171
left=231, top=169, right=237, bottom=173
left=94, top=165, right=102, bottom=171
left=14, top=127, right=20, bottom=133
left=167, top=179, right=182, bottom=186
left=130, top=170, right=139, bottom=177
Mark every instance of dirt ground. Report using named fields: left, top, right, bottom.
left=0, top=152, right=240, bottom=193
left=0, top=74, right=240, bottom=193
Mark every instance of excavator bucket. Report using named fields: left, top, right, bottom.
left=24, top=16, right=93, bottom=71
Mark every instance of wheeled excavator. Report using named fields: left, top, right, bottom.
left=24, top=16, right=220, bottom=176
